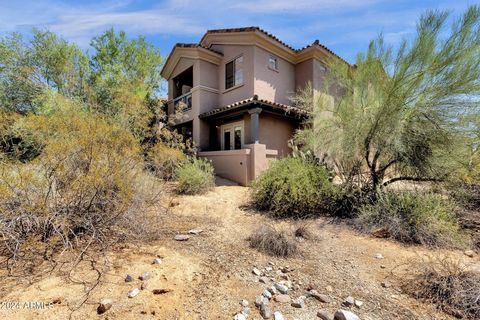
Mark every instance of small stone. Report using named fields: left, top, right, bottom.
left=274, top=294, right=291, bottom=303
left=333, top=309, right=360, bottom=320
left=267, top=286, right=277, bottom=295
left=280, top=274, right=289, bottom=280
left=309, top=290, right=331, bottom=303
left=273, top=311, right=285, bottom=320
left=128, top=288, right=140, bottom=298
left=253, top=267, right=262, bottom=276
left=174, top=234, right=190, bottom=241
left=97, top=299, right=113, bottom=314
left=381, top=281, right=391, bottom=288
left=374, top=253, right=384, bottom=259
left=263, top=289, right=273, bottom=299
left=464, top=250, right=475, bottom=257
left=343, top=296, right=355, bottom=307
left=265, top=266, right=273, bottom=272
left=291, top=297, right=305, bottom=308
left=188, top=229, right=203, bottom=235
left=260, top=304, right=272, bottom=319
left=140, top=282, right=148, bottom=290
left=317, top=310, right=333, bottom=320
left=380, top=265, right=386, bottom=269
left=152, top=258, right=162, bottom=264
left=241, top=307, right=250, bottom=316
left=274, top=283, right=288, bottom=294
left=354, top=300, right=363, bottom=308
left=139, top=272, right=150, bottom=281
left=125, top=274, right=133, bottom=282
left=255, top=296, right=268, bottom=307
left=234, top=313, right=246, bottom=320
left=240, top=299, right=249, bottom=307
left=259, top=276, right=269, bottom=284
left=152, top=288, right=173, bottom=294
left=325, top=285, right=333, bottom=292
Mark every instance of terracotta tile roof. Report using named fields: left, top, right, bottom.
left=200, top=26, right=350, bottom=65
left=199, top=95, right=309, bottom=119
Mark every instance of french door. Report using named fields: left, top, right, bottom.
left=221, top=121, right=244, bottom=150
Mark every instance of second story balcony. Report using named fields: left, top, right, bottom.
left=173, top=91, right=192, bottom=112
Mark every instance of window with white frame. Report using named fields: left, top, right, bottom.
left=221, top=121, right=244, bottom=150
left=268, top=55, right=278, bottom=71
left=225, top=56, right=244, bottom=89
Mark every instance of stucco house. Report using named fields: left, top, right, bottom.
left=160, top=27, right=346, bottom=185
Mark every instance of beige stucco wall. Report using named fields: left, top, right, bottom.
left=259, top=112, right=297, bottom=157
left=198, top=149, right=251, bottom=186
left=253, top=46, right=295, bottom=105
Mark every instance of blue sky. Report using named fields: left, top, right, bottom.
left=0, top=0, right=475, bottom=63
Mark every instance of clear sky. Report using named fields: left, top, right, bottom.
left=0, top=0, right=475, bottom=64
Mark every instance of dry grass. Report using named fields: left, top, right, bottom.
left=248, top=224, right=297, bottom=257
left=294, top=224, right=312, bottom=240
left=401, top=256, right=480, bottom=319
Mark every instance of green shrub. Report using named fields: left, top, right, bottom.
left=251, top=157, right=338, bottom=218
left=147, top=143, right=185, bottom=180
left=357, top=191, right=469, bottom=248
left=176, top=157, right=215, bottom=195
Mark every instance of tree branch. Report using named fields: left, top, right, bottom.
left=382, top=176, right=443, bottom=187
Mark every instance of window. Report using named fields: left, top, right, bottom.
left=221, top=121, right=244, bottom=150
left=225, top=56, right=243, bottom=89
left=268, top=55, right=278, bottom=71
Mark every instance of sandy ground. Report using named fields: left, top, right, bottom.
left=0, top=178, right=478, bottom=320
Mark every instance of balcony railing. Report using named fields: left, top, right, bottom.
left=173, top=92, right=192, bottom=112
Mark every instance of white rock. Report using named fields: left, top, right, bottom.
left=174, top=234, right=190, bottom=241
left=273, top=311, right=285, bottom=320
left=252, top=268, right=262, bottom=276
left=343, top=296, right=354, bottom=307
left=127, top=288, right=140, bottom=298
left=255, top=296, right=268, bottom=307
left=260, top=304, right=272, bottom=319
left=241, top=307, right=250, bottom=316
left=97, top=298, right=113, bottom=314
left=152, top=258, right=162, bottom=264
left=354, top=300, right=363, bottom=308
left=274, top=283, right=288, bottom=294
left=234, top=313, right=246, bottom=320
left=240, top=299, right=249, bottom=307
left=334, top=310, right=360, bottom=320
left=374, top=253, right=384, bottom=259
left=464, top=250, right=475, bottom=257
left=263, top=289, right=273, bottom=299
left=188, top=229, right=203, bottom=235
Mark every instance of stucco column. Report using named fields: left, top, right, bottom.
left=248, top=107, right=262, bottom=144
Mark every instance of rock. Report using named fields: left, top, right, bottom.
left=273, top=311, right=285, bottom=320
left=274, top=294, right=291, bottom=303
left=325, top=285, right=333, bottom=292
left=234, top=313, right=247, bottom=320
left=97, top=299, right=113, bottom=314
left=464, top=250, right=475, bottom=257
left=174, top=234, right=190, bottom=241
left=139, top=272, right=150, bottom=281
left=140, top=282, right=148, bottom=290
left=260, top=304, right=272, bottom=319
left=291, top=296, right=306, bottom=308
left=263, top=289, right=273, bottom=299
left=274, top=283, right=288, bottom=294
left=267, top=286, right=277, bottom=295
left=255, top=296, right=268, bottom=307
left=374, top=253, right=384, bottom=259
left=333, top=309, right=360, bottom=320
left=381, top=281, right=391, bottom=288
left=240, top=299, right=249, bottom=307
left=241, top=307, right=250, bottom=316
left=343, top=296, right=355, bottom=307
left=309, top=290, right=331, bottom=303
left=265, top=266, right=273, bottom=272
left=152, top=288, right=173, bottom=294
left=252, top=267, right=262, bottom=276
left=259, top=276, right=269, bottom=284
left=152, top=258, right=162, bottom=265
left=188, top=229, right=203, bottom=235
left=128, top=288, right=140, bottom=298
left=280, top=274, right=289, bottom=280
left=125, top=274, right=133, bottom=282
left=317, top=310, right=333, bottom=320
left=354, top=300, right=363, bottom=308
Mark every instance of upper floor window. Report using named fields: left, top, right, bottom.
left=268, top=55, right=278, bottom=71
left=225, top=56, right=243, bottom=89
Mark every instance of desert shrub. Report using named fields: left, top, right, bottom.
left=357, top=191, right=468, bottom=248
left=402, top=257, right=480, bottom=319
left=147, top=142, right=185, bottom=180
left=0, top=104, right=160, bottom=270
left=248, top=224, right=297, bottom=257
left=251, top=157, right=338, bottom=218
left=176, top=157, right=214, bottom=195
left=294, top=224, right=312, bottom=240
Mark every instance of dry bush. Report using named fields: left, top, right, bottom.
left=401, top=256, right=480, bottom=319
left=248, top=224, right=297, bottom=257
left=147, top=142, right=185, bottom=180
left=294, top=224, right=312, bottom=240
left=0, top=105, right=162, bottom=272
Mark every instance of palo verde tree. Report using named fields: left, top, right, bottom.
left=297, top=6, right=480, bottom=192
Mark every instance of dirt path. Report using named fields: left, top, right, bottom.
left=0, top=181, right=478, bottom=319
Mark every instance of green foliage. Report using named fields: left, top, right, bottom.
left=357, top=191, right=469, bottom=248
left=296, top=6, right=480, bottom=191
left=176, top=158, right=215, bottom=195
left=147, top=142, right=186, bottom=180
left=251, top=157, right=338, bottom=218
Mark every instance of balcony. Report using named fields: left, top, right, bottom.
left=173, top=91, right=192, bottom=112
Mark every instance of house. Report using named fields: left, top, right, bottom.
left=160, top=27, right=346, bottom=185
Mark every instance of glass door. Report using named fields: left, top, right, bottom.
left=221, top=121, right=244, bottom=150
